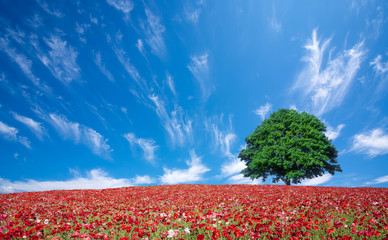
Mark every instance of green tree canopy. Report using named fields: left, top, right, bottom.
left=238, top=108, right=342, bottom=185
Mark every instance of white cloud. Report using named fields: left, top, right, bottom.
left=254, top=103, right=272, bottom=121
left=106, top=0, right=134, bottom=14
left=0, top=121, right=31, bottom=148
left=204, top=114, right=236, bottom=157
left=369, top=54, right=388, bottom=95
left=17, top=136, right=31, bottom=149
left=143, top=9, right=166, bottom=58
left=114, top=47, right=148, bottom=95
left=367, top=6, right=384, bottom=40
left=5, top=28, right=26, bottom=44
left=36, top=0, right=63, bottom=18
left=227, top=174, right=261, bottom=185
left=184, top=8, right=201, bottom=24
left=94, top=52, right=114, bottom=82
left=268, top=19, right=282, bottom=33
left=365, top=175, right=388, bottom=185
left=38, top=35, right=80, bottom=84
left=0, top=169, right=132, bottom=193
left=290, top=105, right=298, bottom=111
left=370, top=55, right=388, bottom=75
left=187, top=53, right=213, bottom=101
left=120, top=107, right=127, bottom=113
left=268, top=7, right=281, bottom=33
left=131, top=175, right=155, bottom=185
left=0, top=120, right=18, bottom=141
left=90, top=14, right=98, bottom=24
left=351, top=128, right=388, bottom=157
left=75, top=23, right=90, bottom=35
left=12, top=112, right=46, bottom=140
left=0, top=37, right=50, bottom=92
left=325, top=124, right=345, bottom=141
left=48, top=114, right=112, bottom=159
left=166, top=73, right=177, bottom=97
left=221, top=158, right=246, bottom=177
left=124, top=133, right=158, bottom=164
left=149, top=95, right=192, bottom=147
left=75, top=23, right=91, bottom=43
left=136, top=39, right=145, bottom=56
left=160, top=150, right=210, bottom=184
left=27, top=13, right=43, bottom=28
left=293, top=29, right=365, bottom=116
left=222, top=133, right=236, bottom=156
left=299, top=173, right=332, bottom=186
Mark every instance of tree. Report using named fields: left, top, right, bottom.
left=238, top=109, right=341, bottom=185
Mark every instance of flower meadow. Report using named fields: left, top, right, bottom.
left=1, top=185, right=387, bottom=240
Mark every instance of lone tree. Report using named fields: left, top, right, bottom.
left=238, top=108, right=341, bottom=185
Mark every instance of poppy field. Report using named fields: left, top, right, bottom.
left=0, top=185, right=387, bottom=240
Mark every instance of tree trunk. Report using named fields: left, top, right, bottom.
left=286, top=179, right=291, bottom=185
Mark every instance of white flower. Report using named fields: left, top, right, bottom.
left=44, top=219, right=49, bottom=224
left=167, top=229, right=176, bottom=238
left=184, top=227, right=190, bottom=234
left=36, top=219, right=41, bottom=223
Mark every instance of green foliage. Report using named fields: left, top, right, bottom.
left=239, top=109, right=342, bottom=185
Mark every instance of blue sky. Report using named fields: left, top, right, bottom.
left=0, top=0, right=387, bottom=193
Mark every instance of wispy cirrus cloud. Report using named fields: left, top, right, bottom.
left=370, top=55, right=388, bottom=75
left=106, top=0, right=134, bottom=14
left=75, top=23, right=91, bottom=43
left=293, top=29, right=365, bottom=116
left=365, top=175, right=388, bottom=185
left=204, top=114, right=249, bottom=183
left=142, top=8, right=166, bottom=58
left=114, top=47, right=191, bottom=148
left=136, top=39, right=145, bottom=56
left=0, top=120, right=31, bottom=148
left=37, top=35, right=80, bottom=84
left=370, top=54, right=388, bottom=93
left=0, top=121, right=19, bottom=141
left=94, top=51, right=114, bottom=82
left=12, top=112, right=47, bottom=140
left=0, top=36, right=51, bottom=93
left=204, top=114, right=236, bottom=157
left=187, top=53, right=213, bottom=101
left=184, top=8, right=201, bottom=24
left=113, top=47, right=148, bottom=95
left=17, top=136, right=32, bottom=149
left=325, top=123, right=345, bottom=141
left=160, top=150, right=210, bottom=184
left=48, top=114, right=112, bottom=159
left=149, top=95, right=192, bottom=147
left=367, top=6, right=383, bottom=40
left=0, top=169, right=131, bottom=193
left=254, top=103, right=272, bottom=121
left=36, top=0, right=63, bottom=18
left=27, top=13, right=43, bottom=28
left=124, top=133, right=158, bottom=165
left=166, top=73, right=177, bottom=97
left=351, top=128, right=388, bottom=158
left=268, top=6, right=282, bottom=33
